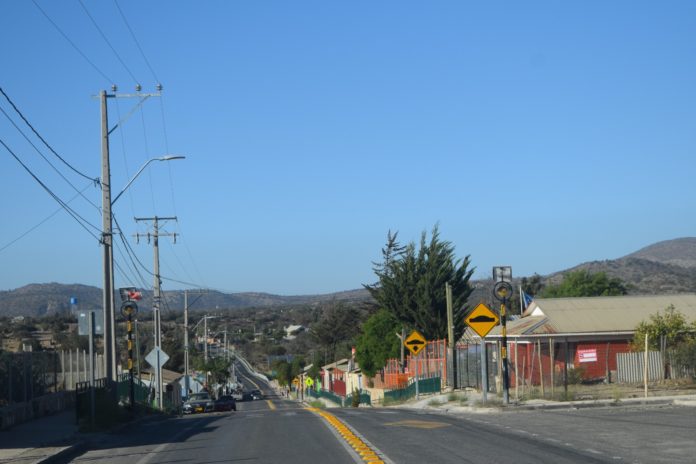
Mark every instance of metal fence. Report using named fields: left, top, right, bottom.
left=0, top=351, right=62, bottom=405
left=383, top=376, right=441, bottom=402
left=452, top=342, right=498, bottom=392
left=616, top=351, right=694, bottom=383
left=307, top=388, right=372, bottom=407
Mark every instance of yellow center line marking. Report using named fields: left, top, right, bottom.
left=306, top=407, right=390, bottom=463
left=266, top=399, right=276, bottom=410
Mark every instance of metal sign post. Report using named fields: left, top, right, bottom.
left=88, top=311, right=95, bottom=428
left=403, top=330, right=426, bottom=400
left=145, top=347, right=169, bottom=409
left=78, top=310, right=103, bottom=427
left=465, top=303, right=500, bottom=404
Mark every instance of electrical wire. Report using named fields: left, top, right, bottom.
left=113, top=0, right=160, bottom=84
left=113, top=99, right=137, bottom=216
left=113, top=214, right=150, bottom=288
left=164, top=238, right=198, bottom=286
left=0, top=87, right=99, bottom=185
left=138, top=104, right=157, bottom=213
left=77, top=0, right=139, bottom=85
left=112, top=217, right=147, bottom=288
left=0, top=181, right=94, bottom=253
left=175, top=228, right=208, bottom=288
left=31, top=0, right=114, bottom=84
left=0, top=137, right=102, bottom=242
left=0, top=105, right=100, bottom=212
left=113, top=239, right=148, bottom=289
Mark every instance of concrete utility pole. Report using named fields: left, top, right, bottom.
left=184, top=289, right=208, bottom=397
left=98, top=86, right=162, bottom=384
left=100, top=90, right=117, bottom=383
left=204, top=316, right=209, bottom=363
left=135, top=216, right=177, bottom=408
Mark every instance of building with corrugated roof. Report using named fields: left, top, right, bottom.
left=480, top=294, right=696, bottom=385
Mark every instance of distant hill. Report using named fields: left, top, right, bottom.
left=4, top=237, right=696, bottom=318
left=0, top=283, right=372, bottom=318
left=622, top=237, right=696, bottom=268
left=546, top=237, right=696, bottom=294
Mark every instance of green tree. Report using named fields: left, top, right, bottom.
left=541, top=270, right=627, bottom=298
left=633, top=305, right=696, bottom=378
left=310, top=302, right=361, bottom=362
left=365, top=225, right=475, bottom=341
left=633, top=305, right=691, bottom=351
left=521, top=273, right=544, bottom=296
left=355, top=309, right=401, bottom=378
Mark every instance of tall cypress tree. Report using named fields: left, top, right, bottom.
left=364, top=225, right=475, bottom=341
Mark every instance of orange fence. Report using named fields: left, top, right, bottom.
left=370, top=339, right=448, bottom=389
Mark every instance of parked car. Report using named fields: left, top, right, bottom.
left=183, top=392, right=215, bottom=414
left=215, top=395, right=237, bottom=412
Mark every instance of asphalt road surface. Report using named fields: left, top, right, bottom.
left=72, top=396, right=358, bottom=464
left=332, top=404, right=696, bottom=464
left=66, top=362, right=696, bottom=464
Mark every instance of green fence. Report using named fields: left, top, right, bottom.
left=384, top=376, right=441, bottom=402
left=116, top=373, right=151, bottom=406
left=307, top=388, right=371, bottom=407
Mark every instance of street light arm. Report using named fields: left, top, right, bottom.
left=111, top=155, right=185, bottom=205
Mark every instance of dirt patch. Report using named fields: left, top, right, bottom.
left=515, top=379, right=696, bottom=402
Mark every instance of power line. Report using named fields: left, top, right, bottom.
left=0, top=87, right=99, bottom=185
left=138, top=104, right=157, bottom=213
left=0, top=181, right=94, bottom=253
left=113, top=99, right=137, bottom=216
left=0, top=104, right=100, bottom=212
left=0, top=137, right=101, bottom=242
left=113, top=214, right=150, bottom=288
left=77, top=0, right=139, bottom=85
left=31, top=0, right=114, bottom=84
left=113, top=0, right=160, bottom=84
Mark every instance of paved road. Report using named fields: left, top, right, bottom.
left=332, top=404, right=696, bottom=464
left=64, top=360, right=696, bottom=464
left=72, top=398, right=359, bottom=464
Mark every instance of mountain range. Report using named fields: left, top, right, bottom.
left=2, top=237, right=696, bottom=317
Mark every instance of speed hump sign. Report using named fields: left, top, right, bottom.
left=404, top=330, right=427, bottom=356
left=465, top=303, right=500, bottom=338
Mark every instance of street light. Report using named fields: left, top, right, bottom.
left=112, top=155, right=186, bottom=205
left=102, top=154, right=185, bottom=385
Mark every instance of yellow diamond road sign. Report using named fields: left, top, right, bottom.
left=404, top=330, right=427, bottom=356
left=465, top=303, right=500, bottom=338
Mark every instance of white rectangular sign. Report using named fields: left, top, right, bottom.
left=578, top=348, right=597, bottom=363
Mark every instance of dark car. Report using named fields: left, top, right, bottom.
left=214, top=395, right=237, bottom=412
left=182, top=392, right=215, bottom=414
left=250, top=389, right=263, bottom=400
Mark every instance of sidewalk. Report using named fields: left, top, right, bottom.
left=0, top=410, right=79, bottom=464
left=395, top=390, right=696, bottom=414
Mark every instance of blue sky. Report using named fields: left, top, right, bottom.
left=1, top=1, right=695, bottom=296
